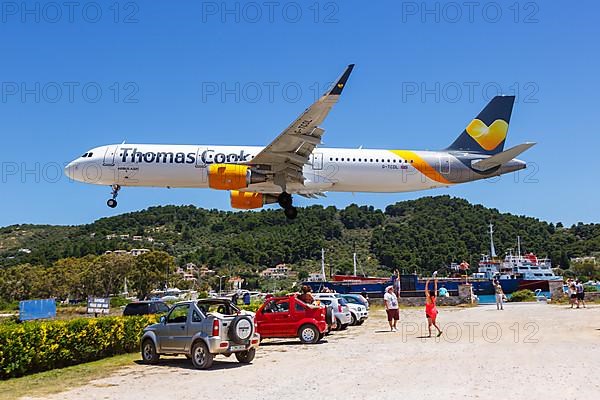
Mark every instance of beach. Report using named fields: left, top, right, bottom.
left=24, top=303, right=600, bottom=400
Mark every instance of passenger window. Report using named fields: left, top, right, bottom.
left=275, top=301, right=290, bottom=313
left=192, top=310, right=203, bottom=322
left=167, top=304, right=189, bottom=324
left=295, top=303, right=305, bottom=312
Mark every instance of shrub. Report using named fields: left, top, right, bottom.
left=0, top=315, right=157, bottom=379
left=584, top=285, right=598, bottom=292
left=238, top=301, right=263, bottom=313
left=110, top=296, right=130, bottom=308
left=509, top=289, right=536, bottom=302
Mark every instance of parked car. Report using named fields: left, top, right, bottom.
left=336, top=294, right=368, bottom=325
left=312, top=293, right=352, bottom=330
left=140, top=300, right=260, bottom=369
left=123, top=300, right=170, bottom=316
left=255, top=295, right=328, bottom=344
left=340, top=294, right=370, bottom=310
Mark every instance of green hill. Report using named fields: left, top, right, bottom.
left=1, top=195, right=598, bottom=274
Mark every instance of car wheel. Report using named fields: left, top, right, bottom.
left=335, top=318, right=344, bottom=331
left=235, top=348, right=256, bottom=364
left=340, top=323, right=348, bottom=331
left=357, top=319, right=365, bottom=326
left=318, top=332, right=324, bottom=342
left=350, top=313, right=357, bottom=326
left=191, top=341, right=214, bottom=370
left=141, top=339, right=160, bottom=364
left=298, top=324, right=319, bottom=344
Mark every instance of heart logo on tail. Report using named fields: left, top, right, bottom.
left=465, top=119, right=508, bottom=151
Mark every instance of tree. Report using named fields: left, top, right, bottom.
left=130, top=251, right=175, bottom=299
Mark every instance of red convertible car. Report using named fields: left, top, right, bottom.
left=255, top=295, right=328, bottom=344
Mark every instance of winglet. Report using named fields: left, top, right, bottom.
left=327, top=64, right=355, bottom=95
left=471, top=142, right=536, bottom=172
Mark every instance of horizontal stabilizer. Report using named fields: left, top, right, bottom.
left=471, top=142, right=536, bottom=172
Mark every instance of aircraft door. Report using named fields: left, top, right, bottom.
left=311, top=153, right=323, bottom=170
left=196, top=147, right=208, bottom=168
left=438, top=155, right=451, bottom=175
left=102, top=145, right=119, bottom=166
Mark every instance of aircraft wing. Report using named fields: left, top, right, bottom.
left=246, top=64, right=354, bottom=190
left=471, top=142, right=536, bottom=172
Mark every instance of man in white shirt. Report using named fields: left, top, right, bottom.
left=384, top=285, right=399, bottom=331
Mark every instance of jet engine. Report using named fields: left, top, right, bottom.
left=230, top=190, right=278, bottom=209
left=208, top=164, right=266, bottom=190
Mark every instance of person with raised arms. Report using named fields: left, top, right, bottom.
left=425, top=273, right=443, bottom=338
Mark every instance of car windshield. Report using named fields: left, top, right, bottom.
left=344, top=297, right=360, bottom=304
left=338, top=298, right=348, bottom=306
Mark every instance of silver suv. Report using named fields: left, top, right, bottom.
left=312, top=293, right=352, bottom=330
left=140, top=300, right=260, bottom=369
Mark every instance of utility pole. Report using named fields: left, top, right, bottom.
left=216, top=275, right=227, bottom=296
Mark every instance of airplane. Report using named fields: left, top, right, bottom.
left=65, top=64, right=535, bottom=220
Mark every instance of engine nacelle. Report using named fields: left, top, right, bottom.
left=230, top=190, right=278, bottom=209
left=208, top=164, right=266, bottom=190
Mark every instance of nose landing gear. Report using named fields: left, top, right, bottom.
left=107, top=185, right=121, bottom=208
left=278, top=192, right=297, bottom=220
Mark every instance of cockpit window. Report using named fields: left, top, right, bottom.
left=87, top=152, right=93, bottom=157
left=81, top=152, right=94, bottom=158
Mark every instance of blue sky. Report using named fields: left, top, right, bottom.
left=1, top=0, right=598, bottom=227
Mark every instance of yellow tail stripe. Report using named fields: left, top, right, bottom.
left=389, top=150, right=451, bottom=184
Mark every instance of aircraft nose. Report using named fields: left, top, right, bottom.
left=64, top=160, right=77, bottom=180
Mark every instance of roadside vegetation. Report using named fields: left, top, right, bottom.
left=0, top=315, right=156, bottom=379
left=508, top=289, right=537, bottom=302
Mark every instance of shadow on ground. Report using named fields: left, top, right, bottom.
left=133, top=357, right=247, bottom=371
left=259, top=339, right=329, bottom=346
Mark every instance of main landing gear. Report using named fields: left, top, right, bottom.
left=107, top=184, right=121, bottom=208
left=278, top=192, right=297, bottom=220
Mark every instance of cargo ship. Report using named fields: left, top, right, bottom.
left=303, top=225, right=562, bottom=298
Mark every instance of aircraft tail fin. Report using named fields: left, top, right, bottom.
left=446, top=95, right=515, bottom=155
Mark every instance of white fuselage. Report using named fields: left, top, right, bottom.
left=65, top=144, right=459, bottom=194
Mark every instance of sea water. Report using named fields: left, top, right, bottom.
left=477, top=291, right=551, bottom=304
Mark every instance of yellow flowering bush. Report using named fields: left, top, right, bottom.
left=0, top=315, right=157, bottom=379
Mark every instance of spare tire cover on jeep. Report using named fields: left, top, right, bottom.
left=229, top=315, right=254, bottom=344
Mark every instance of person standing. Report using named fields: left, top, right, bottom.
left=384, top=286, right=399, bottom=332
left=425, top=276, right=442, bottom=337
left=568, top=280, right=578, bottom=309
left=575, top=280, right=586, bottom=308
left=493, top=279, right=504, bottom=310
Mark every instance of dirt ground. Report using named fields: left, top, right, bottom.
left=24, top=303, right=600, bottom=400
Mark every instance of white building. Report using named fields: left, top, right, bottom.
left=260, top=264, right=294, bottom=278
left=307, top=272, right=325, bottom=282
